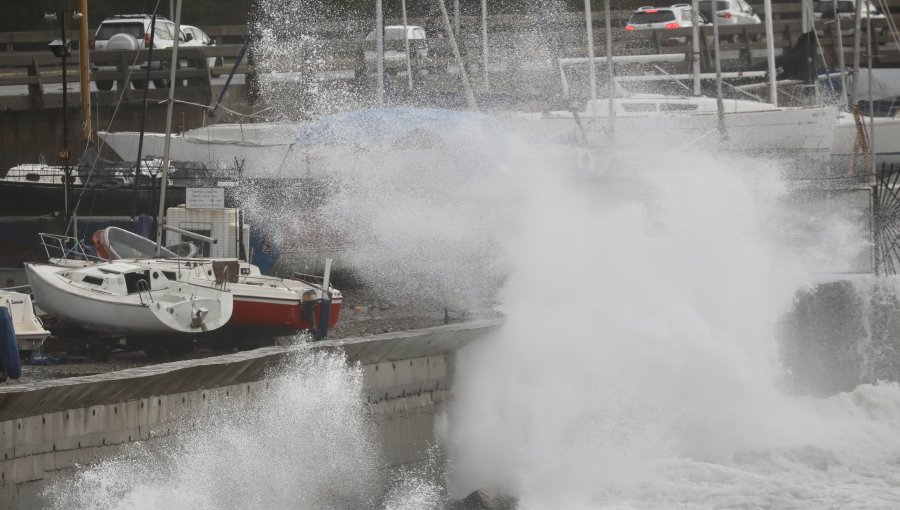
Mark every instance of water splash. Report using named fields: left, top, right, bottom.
left=45, top=351, right=385, bottom=510
left=442, top=137, right=900, bottom=507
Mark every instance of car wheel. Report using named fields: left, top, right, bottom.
left=132, top=80, right=148, bottom=89
left=210, top=57, right=224, bottom=78
left=153, top=61, right=171, bottom=89
left=96, top=80, right=113, bottom=91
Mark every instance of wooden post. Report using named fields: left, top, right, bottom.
left=27, top=56, right=44, bottom=109
left=78, top=0, right=91, bottom=141
left=116, top=52, right=129, bottom=94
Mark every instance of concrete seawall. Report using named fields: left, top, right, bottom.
left=0, top=319, right=500, bottom=508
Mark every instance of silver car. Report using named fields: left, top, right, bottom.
left=180, top=24, right=224, bottom=77
left=698, top=0, right=762, bottom=25
left=625, top=5, right=709, bottom=45
left=90, top=14, right=183, bottom=90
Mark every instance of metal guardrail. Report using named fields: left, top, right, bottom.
left=0, top=2, right=818, bottom=53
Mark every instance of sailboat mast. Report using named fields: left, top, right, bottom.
left=376, top=0, right=384, bottom=106
left=401, top=0, right=413, bottom=90
left=691, top=0, right=700, bottom=95
left=604, top=0, right=615, bottom=141
left=155, top=0, right=183, bottom=257
left=482, top=0, right=490, bottom=91
left=437, top=0, right=478, bottom=110
left=584, top=0, right=598, bottom=119
left=833, top=0, right=848, bottom=107
left=711, top=0, right=726, bottom=137
left=851, top=0, right=863, bottom=105
left=763, top=0, right=777, bottom=105
left=866, top=11, right=874, bottom=175
left=132, top=15, right=157, bottom=221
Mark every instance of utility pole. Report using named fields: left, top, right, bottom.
left=46, top=10, right=78, bottom=231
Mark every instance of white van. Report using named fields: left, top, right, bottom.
left=363, top=25, right=428, bottom=71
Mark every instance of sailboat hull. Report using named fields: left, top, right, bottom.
left=230, top=295, right=342, bottom=331
left=0, top=291, right=50, bottom=351
left=25, top=263, right=233, bottom=336
left=831, top=113, right=900, bottom=170
left=506, top=105, right=837, bottom=163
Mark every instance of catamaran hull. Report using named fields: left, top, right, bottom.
left=25, top=264, right=233, bottom=336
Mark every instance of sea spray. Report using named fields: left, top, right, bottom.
left=443, top=139, right=900, bottom=508
left=45, top=351, right=384, bottom=510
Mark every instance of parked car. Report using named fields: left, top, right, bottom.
left=624, top=5, right=709, bottom=45
left=90, top=14, right=184, bottom=90
left=698, top=0, right=762, bottom=26
left=813, top=0, right=885, bottom=36
left=364, top=25, right=429, bottom=74
left=180, top=24, right=224, bottom=77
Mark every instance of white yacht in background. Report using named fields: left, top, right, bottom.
left=98, top=122, right=304, bottom=177
left=831, top=112, right=900, bottom=170
left=503, top=94, right=838, bottom=164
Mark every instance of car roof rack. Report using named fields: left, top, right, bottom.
left=671, top=3, right=691, bottom=8
left=637, top=6, right=657, bottom=10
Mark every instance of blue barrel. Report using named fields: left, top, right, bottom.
left=0, top=307, right=22, bottom=380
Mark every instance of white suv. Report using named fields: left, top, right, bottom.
left=625, top=5, right=708, bottom=45
left=90, top=15, right=184, bottom=90
left=698, top=0, right=762, bottom=25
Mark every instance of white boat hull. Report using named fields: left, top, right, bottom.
left=504, top=106, right=838, bottom=163
left=0, top=291, right=50, bottom=350
left=831, top=113, right=900, bottom=170
left=99, top=123, right=311, bottom=179
left=25, top=263, right=233, bottom=336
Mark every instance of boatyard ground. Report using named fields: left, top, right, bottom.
left=6, top=285, right=483, bottom=383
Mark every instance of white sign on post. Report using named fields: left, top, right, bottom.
left=186, top=188, right=225, bottom=209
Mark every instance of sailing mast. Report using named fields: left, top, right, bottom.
left=401, top=0, right=413, bottom=90
left=711, top=0, right=726, bottom=138
left=482, top=0, right=490, bottom=91
left=832, top=0, right=848, bottom=107
left=584, top=0, right=598, bottom=122
left=155, top=0, right=183, bottom=257
left=851, top=0, right=863, bottom=105
left=375, top=0, right=384, bottom=106
left=763, top=0, right=777, bottom=105
left=604, top=0, right=615, bottom=142
left=691, top=0, right=700, bottom=95
left=132, top=15, right=157, bottom=221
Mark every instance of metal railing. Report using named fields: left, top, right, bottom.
left=37, top=232, right=105, bottom=262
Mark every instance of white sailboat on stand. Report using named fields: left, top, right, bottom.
left=25, top=1, right=234, bottom=339
left=25, top=259, right=233, bottom=335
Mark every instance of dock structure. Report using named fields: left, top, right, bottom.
left=0, top=319, right=500, bottom=508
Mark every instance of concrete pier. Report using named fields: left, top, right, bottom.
left=0, top=319, right=500, bottom=508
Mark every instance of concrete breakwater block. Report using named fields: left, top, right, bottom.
left=0, top=319, right=501, bottom=505
left=779, top=277, right=900, bottom=396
